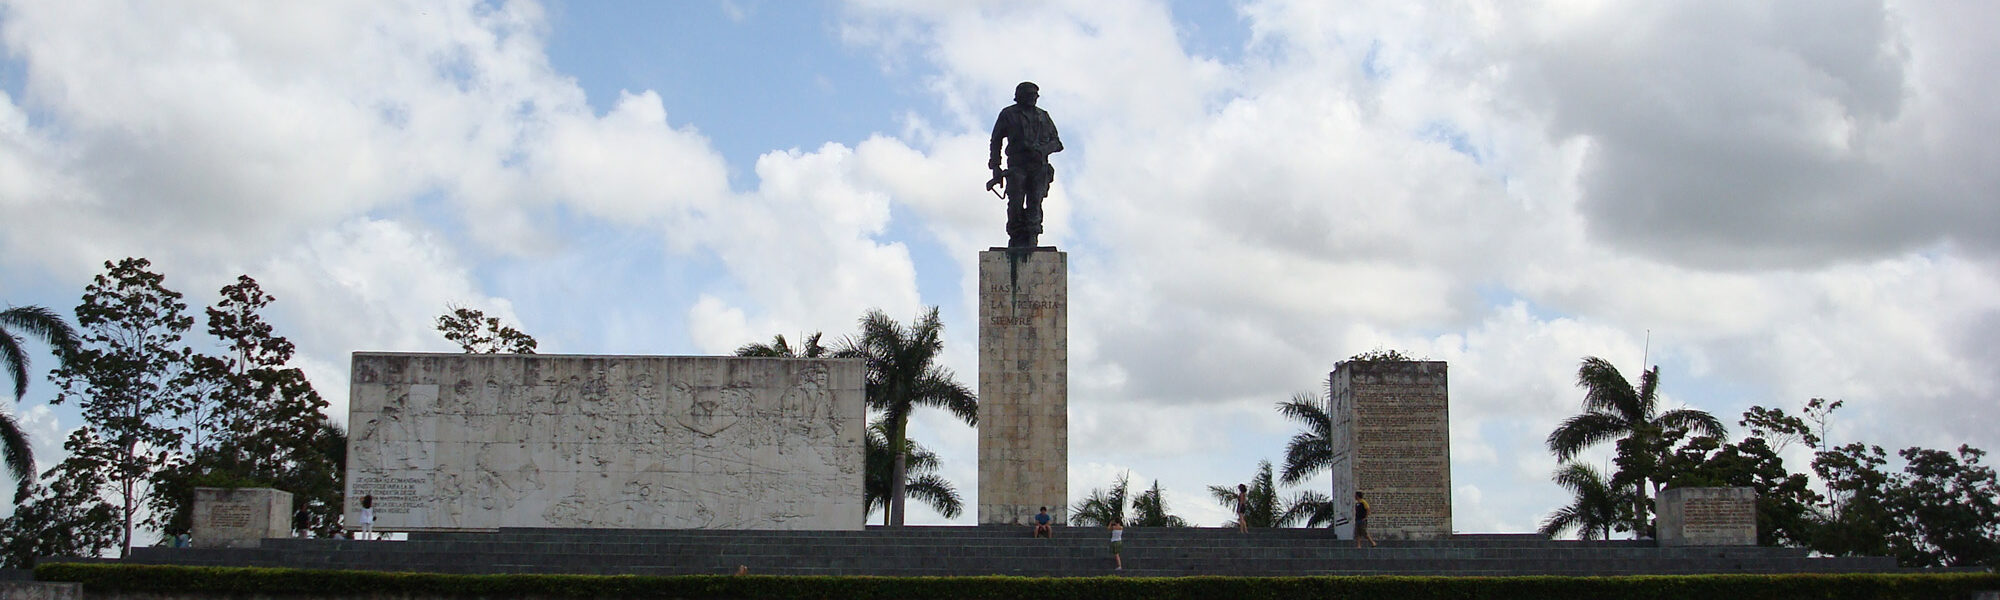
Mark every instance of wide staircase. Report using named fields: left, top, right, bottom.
left=110, top=526, right=1899, bottom=577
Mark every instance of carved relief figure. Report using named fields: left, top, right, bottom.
left=782, top=362, right=836, bottom=438
left=475, top=440, right=543, bottom=512
left=543, top=480, right=594, bottom=527
left=433, top=471, right=466, bottom=527
left=374, top=391, right=431, bottom=470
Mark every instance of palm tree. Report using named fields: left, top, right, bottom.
left=847, top=307, right=976, bottom=526
left=1131, top=479, right=1190, bottom=527
left=3, top=305, right=81, bottom=488
left=862, top=420, right=960, bottom=525
left=1071, top=472, right=1132, bottom=527
left=1276, top=392, right=1333, bottom=486
left=735, top=332, right=831, bottom=358
left=1546, top=356, right=1726, bottom=532
left=1283, top=490, right=1339, bottom=528
left=1539, top=462, right=1627, bottom=540
left=1209, top=461, right=1312, bottom=528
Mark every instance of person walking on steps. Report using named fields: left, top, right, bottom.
left=1109, top=519, right=1125, bottom=571
left=1235, top=483, right=1249, bottom=532
left=1354, top=491, right=1377, bottom=548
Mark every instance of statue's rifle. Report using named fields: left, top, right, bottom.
left=985, top=169, right=1008, bottom=199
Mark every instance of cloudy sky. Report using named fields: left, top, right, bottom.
left=3, top=0, right=1996, bottom=531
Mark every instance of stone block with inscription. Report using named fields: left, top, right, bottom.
left=192, top=487, right=292, bottom=548
left=347, top=353, right=865, bottom=531
left=977, top=249, right=1068, bottom=525
left=1327, top=360, right=1451, bottom=540
left=1656, top=486, right=1757, bottom=546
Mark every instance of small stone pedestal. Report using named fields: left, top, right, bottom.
left=192, top=487, right=293, bottom=548
left=1656, top=486, right=1756, bottom=546
left=977, top=248, right=1068, bottom=525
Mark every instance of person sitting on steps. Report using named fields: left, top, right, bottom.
left=1034, top=506, right=1054, bottom=538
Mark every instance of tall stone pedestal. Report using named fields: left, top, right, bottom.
left=1328, top=360, right=1451, bottom=540
left=977, top=248, right=1068, bottom=525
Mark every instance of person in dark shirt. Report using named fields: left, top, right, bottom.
left=293, top=505, right=312, bottom=538
left=988, top=81, right=1063, bottom=249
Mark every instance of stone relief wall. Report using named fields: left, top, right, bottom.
left=346, top=353, right=865, bottom=531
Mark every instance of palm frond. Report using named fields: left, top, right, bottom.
left=1541, top=462, right=1622, bottom=540
left=1575, top=356, right=1639, bottom=416
left=1, top=332, right=26, bottom=402
left=1, top=306, right=82, bottom=359
left=1274, top=392, right=1330, bottom=424
left=1277, top=392, right=1334, bottom=485
left=1654, top=408, right=1728, bottom=440
left=1545, top=412, right=1633, bottom=461
left=1283, top=490, right=1337, bottom=527
left=1131, top=479, right=1188, bottom=527
left=1070, top=472, right=1131, bottom=526
left=902, top=473, right=963, bottom=519
left=734, top=334, right=795, bottom=358
left=913, top=368, right=978, bottom=427
left=0, top=409, right=34, bottom=484
left=1635, top=365, right=1660, bottom=413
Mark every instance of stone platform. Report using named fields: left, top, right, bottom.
left=100, top=527, right=1898, bottom=578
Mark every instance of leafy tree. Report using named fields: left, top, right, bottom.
left=1657, top=404, right=1826, bottom=546
left=0, top=450, right=120, bottom=567
left=1539, top=462, right=1627, bottom=540
left=1811, top=441, right=2000, bottom=568
left=149, top=276, right=346, bottom=540
left=435, top=305, right=537, bottom=354
left=48, top=258, right=197, bottom=558
left=735, top=333, right=832, bottom=358
left=862, top=419, right=959, bottom=526
left=1812, top=441, right=1898, bottom=559
left=1131, top=479, right=1191, bottom=527
left=1884, top=445, right=2000, bottom=568
left=2, top=305, right=81, bottom=493
left=846, top=307, right=976, bottom=526
left=1276, top=392, right=1332, bottom=486
left=1545, top=357, right=1726, bottom=534
left=1208, top=461, right=1317, bottom=528
left=1071, top=472, right=1132, bottom=527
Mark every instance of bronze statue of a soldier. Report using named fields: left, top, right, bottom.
left=987, top=81, right=1063, bottom=249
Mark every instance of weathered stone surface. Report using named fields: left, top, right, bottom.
left=977, top=249, right=1068, bottom=525
left=0, top=581, right=80, bottom=600
left=346, top=353, right=865, bottom=531
left=1657, top=486, right=1757, bottom=546
left=192, top=487, right=292, bottom=548
left=1328, top=360, right=1451, bottom=540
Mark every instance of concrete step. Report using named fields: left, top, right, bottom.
left=112, top=527, right=1898, bottom=577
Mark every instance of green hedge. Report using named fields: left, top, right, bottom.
left=33, top=562, right=2000, bottom=600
